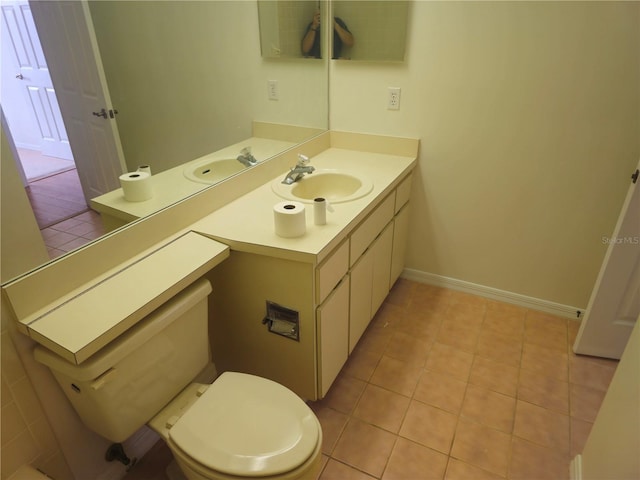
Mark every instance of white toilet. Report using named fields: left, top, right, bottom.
left=33, top=279, right=322, bottom=480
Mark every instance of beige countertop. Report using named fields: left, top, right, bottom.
left=191, top=147, right=417, bottom=265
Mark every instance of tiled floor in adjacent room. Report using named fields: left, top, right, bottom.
left=124, top=279, right=618, bottom=480
left=39, top=209, right=105, bottom=259
left=18, top=150, right=106, bottom=259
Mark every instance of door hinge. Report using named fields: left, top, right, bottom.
left=109, top=108, right=119, bottom=119
left=632, top=169, right=639, bottom=184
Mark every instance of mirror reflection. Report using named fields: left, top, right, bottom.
left=257, top=0, right=357, bottom=60
left=258, top=0, right=321, bottom=59
left=331, top=0, right=409, bottom=61
left=0, top=0, right=327, bottom=284
left=301, top=8, right=354, bottom=59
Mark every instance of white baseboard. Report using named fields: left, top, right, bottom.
left=570, top=454, right=583, bottom=480
left=401, top=269, right=584, bottom=320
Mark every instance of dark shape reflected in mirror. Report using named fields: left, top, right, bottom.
left=331, top=0, right=409, bottom=61
left=301, top=9, right=354, bottom=59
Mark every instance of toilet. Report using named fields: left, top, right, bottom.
left=33, top=279, right=322, bottom=480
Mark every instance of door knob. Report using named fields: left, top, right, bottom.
left=92, top=108, right=108, bottom=119
left=15, top=74, right=23, bottom=79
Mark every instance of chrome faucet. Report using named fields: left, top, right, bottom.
left=281, top=154, right=315, bottom=184
left=237, top=147, right=257, bottom=167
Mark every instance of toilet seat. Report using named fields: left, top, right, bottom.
left=168, top=372, right=320, bottom=477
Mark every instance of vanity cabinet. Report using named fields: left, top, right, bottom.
left=317, top=275, right=350, bottom=397
left=351, top=222, right=394, bottom=351
left=208, top=172, right=413, bottom=401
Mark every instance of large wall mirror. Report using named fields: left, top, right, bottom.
left=1, top=0, right=410, bottom=285
left=1, top=0, right=328, bottom=284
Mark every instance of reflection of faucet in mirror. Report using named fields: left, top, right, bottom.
left=236, top=147, right=258, bottom=167
left=301, top=10, right=354, bottom=59
left=281, top=154, right=315, bottom=184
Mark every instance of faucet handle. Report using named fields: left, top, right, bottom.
left=240, top=146, right=252, bottom=155
left=297, top=154, right=310, bottom=165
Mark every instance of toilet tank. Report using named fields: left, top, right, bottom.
left=34, top=278, right=213, bottom=443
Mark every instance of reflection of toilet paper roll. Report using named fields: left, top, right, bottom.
left=273, top=201, right=306, bottom=237
left=136, top=165, right=151, bottom=175
left=119, top=172, right=153, bottom=202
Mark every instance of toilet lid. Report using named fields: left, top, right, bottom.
left=169, top=372, right=319, bottom=477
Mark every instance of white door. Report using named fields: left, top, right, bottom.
left=573, top=161, right=640, bottom=359
left=1, top=0, right=72, bottom=160
left=29, top=0, right=126, bottom=202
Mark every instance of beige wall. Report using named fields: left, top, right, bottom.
left=0, top=121, right=49, bottom=283
left=330, top=1, right=640, bottom=307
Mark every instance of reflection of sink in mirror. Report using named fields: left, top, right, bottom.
left=272, top=169, right=373, bottom=203
left=184, top=159, right=248, bottom=185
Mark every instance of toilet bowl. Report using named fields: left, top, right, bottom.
left=149, top=373, right=322, bottom=480
left=33, top=279, right=322, bottom=480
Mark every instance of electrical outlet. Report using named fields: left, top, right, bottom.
left=388, top=87, right=401, bottom=110
left=268, top=80, right=279, bottom=100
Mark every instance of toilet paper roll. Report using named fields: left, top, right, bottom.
left=313, top=197, right=327, bottom=225
left=136, top=165, right=152, bottom=175
left=119, top=172, right=153, bottom=202
left=273, top=201, right=306, bottom=237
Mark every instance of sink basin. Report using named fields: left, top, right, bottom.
left=184, top=158, right=247, bottom=184
left=271, top=169, right=373, bottom=203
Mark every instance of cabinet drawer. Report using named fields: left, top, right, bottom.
left=395, top=174, right=412, bottom=213
left=350, top=193, right=394, bottom=267
left=316, top=240, right=349, bottom=304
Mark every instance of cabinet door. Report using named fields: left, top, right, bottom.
left=317, top=276, right=350, bottom=397
left=349, top=248, right=374, bottom=353
left=390, top=203, right=410, bottom=288
left=372, top=222, right=394, bottom=316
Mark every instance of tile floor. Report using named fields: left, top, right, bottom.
left=39, top=209, right=106, bottom=259
left=124, top=279, right=618, bottom=480
left=26, top=168, right=89, bottom=230
left=17, top=149, right=107, bottom=259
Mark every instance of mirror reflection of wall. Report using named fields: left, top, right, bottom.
left=91, top=1, right=265, bottom=174
left=258, top=1, right=320, bottom=59
left=332, top=0, right=409, bottom=61
left=0, top=0, right=328, bottom=286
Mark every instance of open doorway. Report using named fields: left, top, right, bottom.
left=1, top=0, right=105, bottom=255
left=0, top=0, right=88, bottom=229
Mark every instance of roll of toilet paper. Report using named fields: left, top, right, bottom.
left=273, top=201, right=306, bottom=237
left=315, top=197, right=331, bottom=225
left=136, top=165, right=152, bottom=175
left=119, top=172, right=153, bottom=202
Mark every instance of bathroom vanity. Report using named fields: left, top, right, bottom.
left=190, top=137, right=417, bottom=400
